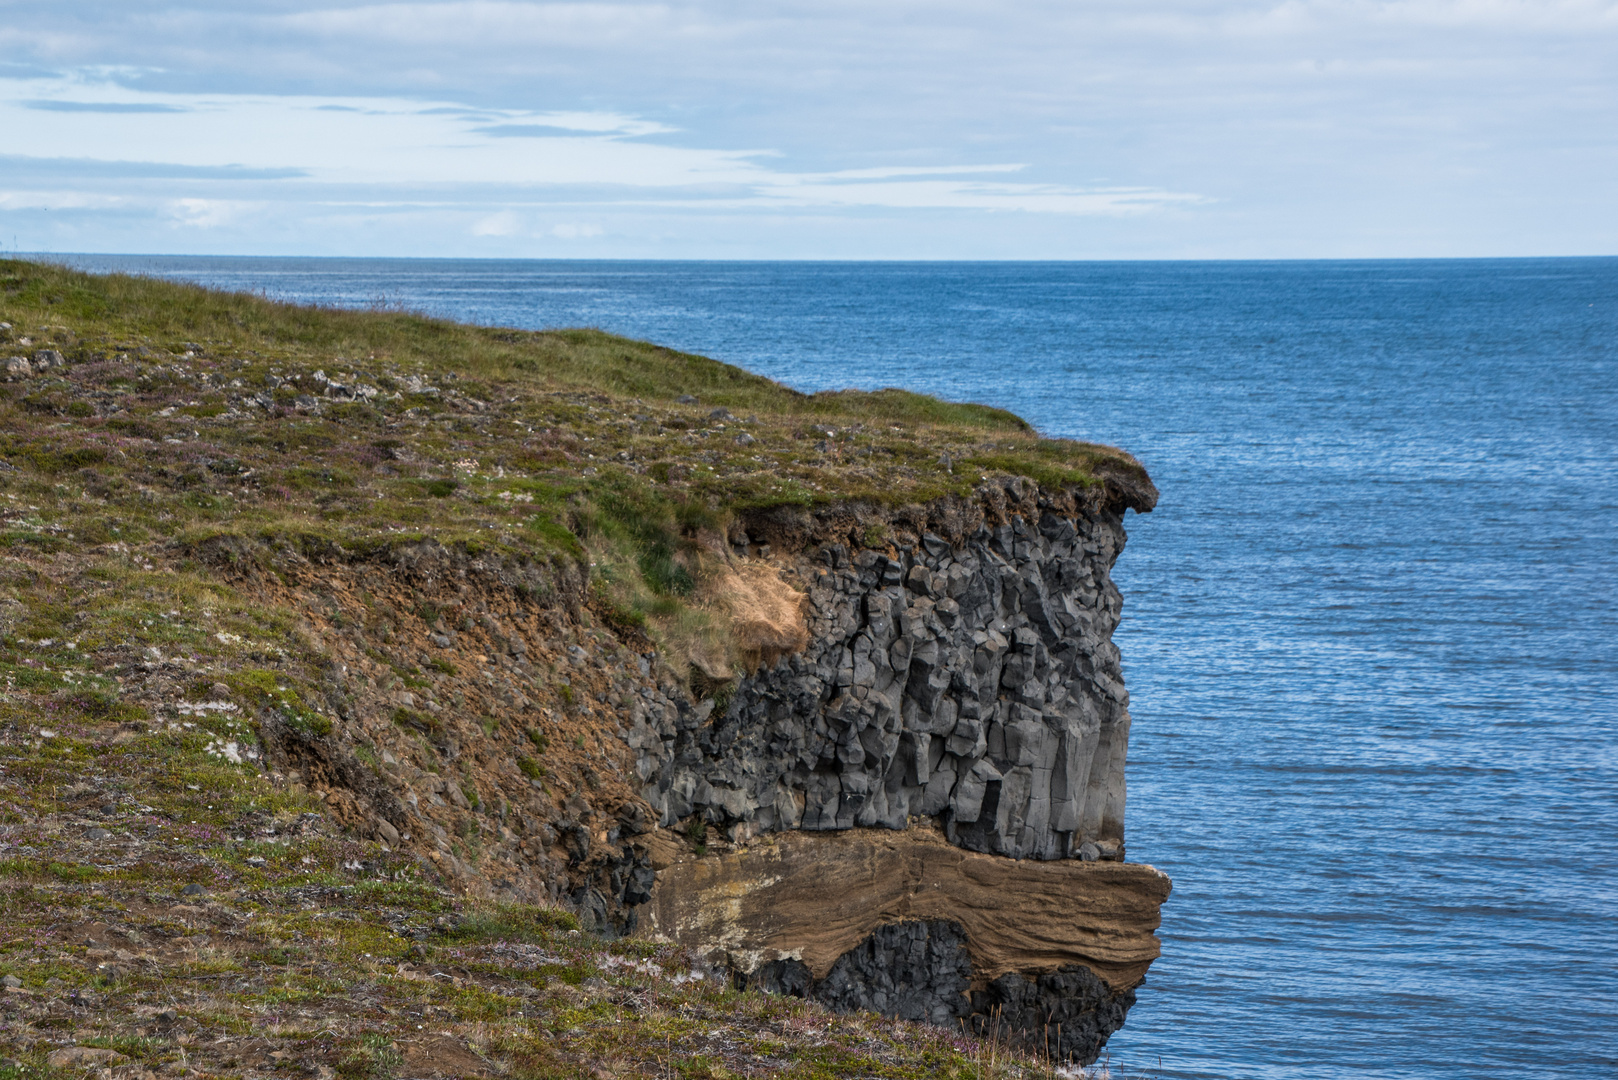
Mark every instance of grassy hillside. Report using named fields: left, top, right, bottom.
left=0, top=260, right=1143, bottom=1080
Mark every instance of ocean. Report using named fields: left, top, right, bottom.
left=49, top=255, right=1618, bottom=1079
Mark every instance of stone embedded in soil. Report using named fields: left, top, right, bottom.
left=47, top=1048, right=126, bottom=1069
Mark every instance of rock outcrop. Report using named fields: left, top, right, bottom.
left=199, top=477, right=1165, bottom=1064
left=644, top=827, right=1170, bottom=1062
left=636, top=491, right=1136, bottom=865
left=615, top=478, right=1167, bottom=1062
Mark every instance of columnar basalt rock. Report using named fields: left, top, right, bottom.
left=634, top=492, right=1136, bottom=864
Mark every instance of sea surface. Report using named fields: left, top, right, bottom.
left=50, top=256, right=1618, bottom=1080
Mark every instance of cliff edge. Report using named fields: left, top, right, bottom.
left=0, top=259, right=1167, bottom=1072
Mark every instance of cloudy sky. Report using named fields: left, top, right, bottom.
left=2, top=1, right=1615, bottom=258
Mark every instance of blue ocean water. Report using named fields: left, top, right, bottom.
left=52, top=256, right=1618, bottom=1079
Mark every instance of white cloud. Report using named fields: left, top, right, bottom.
left=0, top=77, right=1202, bottom=217
left=0, top=0, right=1613, bottom=255
left=167, top=198, right=240, bottom=227
left=0, top=189, right=126, bottom=211
left=471, top=209, right=522, bottom=235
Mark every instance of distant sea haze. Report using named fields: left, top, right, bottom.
left=54, top=255, right=1618, bottom=1080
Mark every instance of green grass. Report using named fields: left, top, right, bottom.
left=0, top=257, right=1153, bottom=677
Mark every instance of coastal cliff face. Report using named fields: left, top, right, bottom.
left=640, top=483, right=1136, bottom=864
left=615, top=479, right=1163, bottom=1062
left=209, top=479, right=1164, bottom=1062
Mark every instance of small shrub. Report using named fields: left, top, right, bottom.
left=438, top=903, right=580, bottom=942
left=392, top=707, right=440, bottom=736
left=283, top=707, right=333, bottom=738
left=337, top=1033, right=401, bottom=1080
left=685, top=817, right=708, bottom=857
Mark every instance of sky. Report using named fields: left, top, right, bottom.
left=1, top=1, right=1616, bottom=259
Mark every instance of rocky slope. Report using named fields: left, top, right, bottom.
left=195, top=473, right=1167, bottom=1063
left=0, top=259, right=1169, bottom=1073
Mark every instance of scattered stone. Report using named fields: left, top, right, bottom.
left=246, top=856, right=267, bottom=868
left=1, top=975, right=21, bottom=989
left=100, top=802, right=118, bottom=816
left=581, top=976, right=608, bottom=990
left=209, top=681, right=231, bottom=698
left=708, top=407, right=731, bottom=420
left=156, top=1008, right=178, bottom=1024
left=180, top=883, right=206, bottom=897
left=47, top=1047, right=127, bottom=1069
left=735, top=432, right=756, bottom=445
left=676, top=394, right=698, bottom=404
left=86, top=827, right=111, bottom=840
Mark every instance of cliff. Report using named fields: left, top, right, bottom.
left=0, top=259, right=1167, bottom=1073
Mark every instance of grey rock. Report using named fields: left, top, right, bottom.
left=180, top=883, right=205, bottom=897
left=636, top=487, right=1136, bottom=870
left=739, top=921, right=1134, bottom=1064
